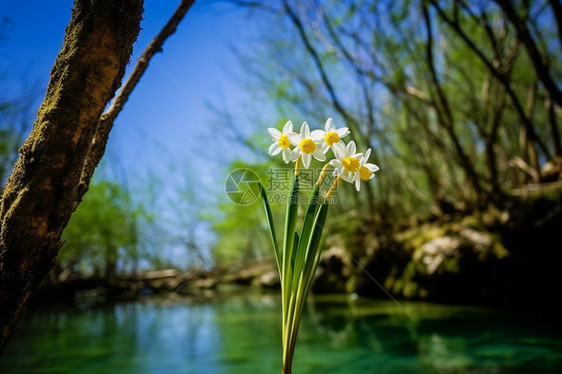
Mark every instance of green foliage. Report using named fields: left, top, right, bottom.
left=60, top=178, right=145, bottom=277
left=259, top=172, right=330, bottom=373
left=0, top=127, right=20, bottom=183
left=0, top=99, right=32, bottom=185
left=210, top=0, right=562, bottom=270
left=210, top=159, right=286, bottom=264
left=237, top=0, right=560, bottom=217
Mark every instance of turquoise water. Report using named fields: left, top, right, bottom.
left=1, top=293, right=561, bottom=373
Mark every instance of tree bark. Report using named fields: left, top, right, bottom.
left=78, top=0, right=195, bottom=194
left=0, top=0, right=143, bottom=353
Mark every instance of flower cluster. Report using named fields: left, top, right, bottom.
left=268, top=118, right=379, bottom=192
left=263, top=117, right=380, bottom=373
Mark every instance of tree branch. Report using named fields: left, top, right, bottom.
left=549, top=0, right=562, bottom=47
left=494, top=0, right=562, bottom=108
left=429, top=0, right=550, bottom=159
left=0, top=0, right=144, bottom=352
left=281, top=0, right=361, bottom=138
left=422, top=3, right=484, bottom=204
left=79, top=0, right=195, bottom=196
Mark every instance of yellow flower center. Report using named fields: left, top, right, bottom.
left=343, top=157, right=360, bottom=172
left=360, top=165, right=372, bottom=181
left=299, top=138, right=316, bottom=154
left=324, top=132, right=340, bottom=146
left=278, top=134, right=290, bottom=149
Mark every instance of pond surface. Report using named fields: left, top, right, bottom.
left=1, top=292, right=561, bottom=373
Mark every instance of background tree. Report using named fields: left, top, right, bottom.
left=0, top=98, right=32, bottom=186
left=0, top=23, right=37, bottom=187
left=215, top=0, right=561, bottom=264
left=0, top=0, right=194, bottom=352
left=58, top=176, right=148, bottom=279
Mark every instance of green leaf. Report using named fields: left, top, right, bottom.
left=284, top=200, right=330, bottom=366
left=302, top=201, right=329, bottom=293
left=290, top=231, right=299, bottom=271
left=293, top=183, right=320, bottom=279
left=283, top=174, right=299, bottom=285
left=301, top=202, right=329, bottom=288
left=259, top=182, right=281, bottom=276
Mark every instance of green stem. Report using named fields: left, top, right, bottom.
left=282, top=350, right=293, bottom=374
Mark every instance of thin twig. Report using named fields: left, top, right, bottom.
left=79, top=0, right=196, bottom=194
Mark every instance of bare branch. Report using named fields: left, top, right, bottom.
left=494, top=0, right=562, bottom=107
left=549, top=0, right=562, bottom=46
left=429, top=0, right=551, bottom=159
left=281, top=0, right=360, bottom=137
left=0, top=0, right=143, bottom=352
left=422, top=2, right=484, bottom=203
left=79, top=0, right=195, bottom=195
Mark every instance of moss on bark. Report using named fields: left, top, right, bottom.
left=0, top=0, right=143, bottom=353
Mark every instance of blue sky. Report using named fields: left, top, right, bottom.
left=0, top=1, right=271, bottom=266
left=0, top=0, right=262, bottom=181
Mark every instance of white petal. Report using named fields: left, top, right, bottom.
left=301, top=153, right=312, bottom=168
left=288, top=133, right=302, bottom=146
left=312, top=148, right=326, bottom=161
left=282, top=120, right=293, bottom=134
left=282, top=148, right=292, bottom=163
left=332, top=148, right=348, bottom=160
left=359, top=159, right=366, bottom=167
left=341, top=171, right=355, bottom=183
left=310, top=129, right=324, bottom=142
left=329, top=159, right=342, bottom=169
left=355, top=177, right=361, bottom=191
left=364, top=148, right=371, bottom=161
left=332, top=141, right=345, bottom=154
left=325, top=118, right=335, bottom=132
left=367, top=163, right=380, bottom=172
left=268, top=128, right=282, bottom=140
left=269, top=143, right=282, bottom=155
left=301, top=122, right=310, bottom=138
left=347, top=140, right=356, bottom=156
left=321, top=142, right=329, bottom=154
left=337, top=127, right=350, bottom=137
left=291, top=148, right=301, bottom=161
left=333, top=144, right=346, bottom=160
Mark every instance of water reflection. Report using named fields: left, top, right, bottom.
left=301, top=297, right=562, bottom=373
left=1, top=294, right=561, bottom=373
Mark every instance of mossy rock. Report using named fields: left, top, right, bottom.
left=355, top=217, right=514, bottom=303
left=323, top=187, right=561, bottom=305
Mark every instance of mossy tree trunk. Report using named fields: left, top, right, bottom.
left=0, top=0, right=143, bottom=353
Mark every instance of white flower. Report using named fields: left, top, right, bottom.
left=354, top=148, right=379, bottom=191
left=329, top=140, right=363, bottom=185
left=312, top=118, right=349, bottom=155
left=268, top=120, right=296, bottom=164
left=288, top=122, right=326, bottom=168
